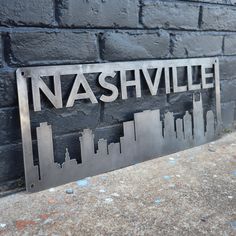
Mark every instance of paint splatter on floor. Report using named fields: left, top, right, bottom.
left=169, top=160, right=176, bottom=165
left=232, top=170, right=236, bottom=176
left=76, top=179, right=89, bottom=187
left=104, top=198, right=113, bottom=203
left=99, top=189, right=106, bottom=193
left=154, top=197, right=164, bottom=205
left=0, top=223, right=6, bottom=228
left=230, top=221, right=236, bottom=230
left=65, top=188, right=74, bottom=194
left=163, top=175, right=172, bottom=180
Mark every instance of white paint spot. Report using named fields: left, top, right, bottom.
left=228, top=196, right=233, bottom=199
left=169, top=157, right=175, bottom=161
left=99, top=189, right=106, bottom=193
left=111, top=193, right=120, bottom=197
left=104, top=198, right=113, bottom=203
left=44, top=218, right=53, bottom=224
left=176, top=175, right=181, bottom=178
left=49, top=188, right=55, bottom=192
left=0, top=223, right=6, bottom=228
left=169, top=184, right=176, bottom=188
left=213, top=175, right=217, bottom=178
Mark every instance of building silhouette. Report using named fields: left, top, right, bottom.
left=32, top=93, right=216, bottom=191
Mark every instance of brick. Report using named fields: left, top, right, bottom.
left=0, top=143, right=24, bottom=183
left=102, top=31, right=169, bottom=61
left=31, top=102, right=101, bottom=137
left=102, top=90, right=215, bottom=126
left=0, top=103, right=101, bottom=146
left=221, top=101, right=235, bottom=129
left=180, top=0, right=232, bottom=4
left=221, top=79, right=236, bottom=103
left=219, top=56, right=236, bottom=80
left=0, top=178, right=25, bottom=195
left=201, top=5, right=236, bottom=31
left=0, top=108, right=21, bottom=146
left=0, top=69, right=17, bottom=108
left=224, top=35, right=236, bottom=55
left=172, top=33, right=223, bottom=58
left=0, top=0, right=54, bottom=26
left=9, top=31, right=99, bottom=65
left=142, top=1, right=199, bottom=29
left=57, top=0, right=139, bottom=28
left=102, top=94, right=167, bottom=126
left=54, top=125, right=123, bottom=164
left=0, top=35, right=2, bottom=67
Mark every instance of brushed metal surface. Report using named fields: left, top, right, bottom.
left=16, top=58, right=221, bottom=192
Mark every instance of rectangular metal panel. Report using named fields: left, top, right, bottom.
left=16, top=58, right=221, bottom=192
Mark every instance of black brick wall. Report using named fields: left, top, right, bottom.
left=0, top=0, right=236, bottom=192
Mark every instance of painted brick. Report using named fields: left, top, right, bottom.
left=172, top=33, right=223, bottom=58
left=31, top=102, right=101, bottom=138
left=201, top=5, right=236, bottom=31
left=9, top=31, right=99, bottom=66
left=221, top=79, right=236, bottom=103
left=0, top=143, right=24, bottom=183
left=53, top=124, right=123, bottom=164
left=0, top=108, right=21, bottom=146
left=0, top=103, right=101, bottom=146
left=57, top=0, right=139, bottom=28
left=221, top=101, right=235, bottom=129
left=180, top=0, right=234, bottom=4
left=102, top=94, right=168, bottom=126
left=102, top=31, right=169, bottom=61
left=0, top=35, right=2, bottom=67
left=0, top=69, right=17, bottom=108
left=224, top=35, right=236, bottom=56
left=219, top=56, right=236, bottom=80
left=0, top=0, right=54, bottom=26
left=142, top=1, right=199, bottom=30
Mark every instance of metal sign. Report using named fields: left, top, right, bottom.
left=16, top=58, right=221, bottom=192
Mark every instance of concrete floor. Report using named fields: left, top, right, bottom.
left=0, top=132, right=235, bottom=236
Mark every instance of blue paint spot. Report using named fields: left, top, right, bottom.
left=100, top=176, right=108, bottom=180
left=232, top=170, right=236, bottom=176
left=163, top=175, right=171, bottom=180
left=169, top=160, right=176, bottom=165
left=76, top=179, right=89, bottom=187
left=230, top=221, right=236, bottom=230
left=155, top=197, right=163, bottom=205
left=66, top=188, right=74, bottom=194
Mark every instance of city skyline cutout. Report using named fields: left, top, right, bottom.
left=31, top=93, right=216, bottom=191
